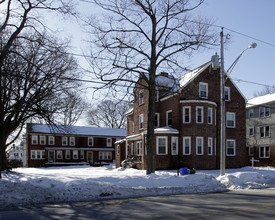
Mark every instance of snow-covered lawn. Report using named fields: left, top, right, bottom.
left=1, top=164, right=275, bottom=208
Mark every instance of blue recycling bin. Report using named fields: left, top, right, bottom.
left=179, top=167, right=188, bottom=175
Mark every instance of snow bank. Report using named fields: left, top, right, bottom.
left=1, top=165, right=275, bottom=208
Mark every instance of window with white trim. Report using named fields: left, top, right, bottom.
left=259, top=106, right=270, bottom=118
left=183, top=137, right=191, bottom=155
left=171, top=137, right=178, bottom=155
left=196, top=137, right=204, bottom=155
left=69, top=137, right=75, bottom=146
left=155, top=113, right=160, bottom=127
left=73, top=150, right=78, bottom=159
left=259, top=146, right=270, bottom=158
left=65, top=150, right=70, bottom=160
left=136, top=141, right=142, bottom=156
left=62, top=136, right=68, bottom=146
left=166, top=110, right=172, bottom=126
left=49, top=136, right=55, bottom=145
left=260, top=126, right=270, bottom=138
left=57, top=150, right=63, bottom=159
left=248, top=109, right=254, bottom=118
left=196, top=106, right=204, bottom=124
left=106, top=137, right=112, bottom=147
left=226, top=139, right=236, bottom=156
left=208, top=108, right=213, bottom=124
left=226, top=112, right=235, bottom=128
left=249, top=127, right=254, bottom=136
left=139, top=114, right=144, bottom=129
left=99, top=151, right=112, bottom=160
left=208, top=137, right=213, bottom=155
left=88, top=137, right=94, bottom=146
left=40, top=136, right=46, bottom=145
left=183, top=106, right=191, bottom=123
left=199, top=82, right=208, bottom=98
left=249, top=147, right=254, bottom=156
left=224, top=87, right=230, bottom=101
left=31, top=150, right=45, bottom=159
left=156, top=136, right=168, bottom=155
left=32, top=135, right=38, bottom=145
left=139, top=90, right=144, bottom=105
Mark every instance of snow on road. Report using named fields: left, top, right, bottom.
left=1, top=164, right=275, bottom=208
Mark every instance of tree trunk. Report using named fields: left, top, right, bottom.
left=0, top=135, right=9, bottom=178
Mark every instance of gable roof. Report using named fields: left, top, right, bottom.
left=247, top=92, right=275, bottom=108
left=27, top=123, right=127, bottom=137
left=180, top=61, right=211, bottom=88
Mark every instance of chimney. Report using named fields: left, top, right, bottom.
left=211, top=53, right=219, bottom=70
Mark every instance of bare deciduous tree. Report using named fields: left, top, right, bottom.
left=86, top=0, right=216, bottom=174
left=0, top=0, right=78, bottom=177
left=87, top=100, right=130, bottom=128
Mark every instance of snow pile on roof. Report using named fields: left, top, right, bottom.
left=1, top=165, right=275, bottom=208
left=27, top=124, right=127, bottom=137
left=247, top=92, right=275, bottom=108
left=180, top=62, right=211, bottom=88
left=154, top=126, right=179, bottom=134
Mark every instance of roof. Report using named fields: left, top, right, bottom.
left=180, top=62, right=211, bottom=88
left=247, top=92, right=275, bottom=108
left=27, top=123, right=127, bottom=137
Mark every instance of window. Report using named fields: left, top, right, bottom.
left=69, top=137, right=75, bottom=146
left=73, top=150, right=78, bottom=159
left=196, top=137, right=204, bottom=155
left=208, top=137, right=213, bottom=155
left=80, top=150, right=84, bottom=159
left=62, top=136, right=68, bottom=146
left=226, top=139, right=236, bottom=156
left=196, top=107, right=204, bottom=124
left=199, top=82, right=208, bottom=98
left=249, top=127, right=254, bottom=136
left=32, top=135, right=38, bottom=145
left=171, top=137, right=178, bottom=155
left=57, top=151, right=63, bottom=159
left=183, top=137, right=191, bottom=155
left=106, top=138, right=112, bottom=147
left=99, top=151, right=112, bottom=160
left=166, top=110, right=172, bottom=126
left=49, top=136, right=55, bottom=145
left=88, top=137, right=94, bottom=146
left=259, top=107, right=270, bottom=118
left=31, top=150, right=45, bottom=159
left=208, top=108, right=213, bottom=124
left=224, top=87, right=230, bottom=101
left=40, top=136, right=46, bottom=145
left=183, top=106, right=191, bottom=123
left=249, top=109, right=254, bottom=118
left=249, top=147, right=254, bottom=156
left=155, top=113, right=160, bottom=127
left=65, top=150, right=70, bottom=160
left=156, top=136, right=168, bottom=155
left=226, top=112, right=235, bottom=128
left=139, top=114, right=144, bottom=129
left=117, top=145, right=120, bottom=155
left=260, top=126, right=270, bottom=138
left=131, top=143, right=134, bottom=155
left=139, top=90, right=144, bottom=105
left=136, top=141, right=142, bottom=156
left=259, top=146, right=270, bottom=158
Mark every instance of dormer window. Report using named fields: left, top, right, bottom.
left=139, top=90, right=144, bottom=105
left=199, top=82, right=208, bottom=98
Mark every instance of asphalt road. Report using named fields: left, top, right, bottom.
left=1, top=188, right=275, bottom=220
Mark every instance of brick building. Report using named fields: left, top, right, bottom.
left=26, top=123, right=126, bottom=167
left=246, top=93, right=275, bottom=166
left=116, top=55, right=248, bottom=170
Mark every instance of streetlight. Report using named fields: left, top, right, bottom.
left=220, top=28, right=257, bottom=176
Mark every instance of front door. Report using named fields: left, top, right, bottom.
left=87, top=151, right=93, bottom=164
left=48, top=150, right=55, bottom=163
